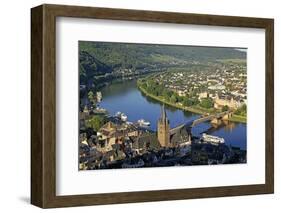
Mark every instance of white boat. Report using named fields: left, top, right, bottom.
left=96, top=91, right=102, bottom=102
left=120, top=113, right=127, bottom=121
left=137, top=119, right=150, bottom=126
left=201, top=133, right=225, bottom=145
left=93, top=107, right=107, bottom=114
left=115, top=111, right=128, bottom=122
left=115, top=111, right=122, bottom=117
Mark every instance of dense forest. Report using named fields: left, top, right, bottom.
left=79, top=41, right=246, bottom=87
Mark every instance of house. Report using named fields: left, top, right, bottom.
left=214, top=94, right=240, bottom=110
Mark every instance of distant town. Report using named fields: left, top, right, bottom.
left=79, top=41, right=247, bottom=170
left=138, top=59, right=247, bottom=122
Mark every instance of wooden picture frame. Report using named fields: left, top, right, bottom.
left=31, top=4, right=274, bottom=208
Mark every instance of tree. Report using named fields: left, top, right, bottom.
left=163, top=89, right=173, bottom=101
left=183, top=97, right=193, bottom=107
left=199, top=98, right=213, bottom=109
left=235, top=104, right=247, bottom=116
left=182, top=96, right=200, bottom=107
left=86, top=115, right=105, bottom=131
left=141, top=82, right=147, bottom=89
left=177, top=96, right=184, bottom=102
left=222, top=105, right=229, bottom=112
left=88, top=91, right=94, bottom=103
left=170, top=94, right=178, bottom=103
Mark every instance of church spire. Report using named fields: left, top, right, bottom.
left=158, top=104, right=170, bottom=147
left=161, top=104, right=167, bottom=122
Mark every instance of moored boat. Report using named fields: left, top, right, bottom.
left=96, top=91, right=102, bottom=102
left=115, top=111, right=122, bottom=117
left=120, top=113, right=128, bottom=121
left=201, top=133, right=225, bottom=145
left=137, top=119, right=150, bottom=126
left=93, top=107, right=107, bottom=114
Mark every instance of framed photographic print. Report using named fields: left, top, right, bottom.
left=31, top=4, right=274, bottom=208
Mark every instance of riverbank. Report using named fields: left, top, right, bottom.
left=138, top=82, right=247, bottom=123
left=228, top=114, right=247, bottom=123
left=93, top=70, right=164, bottom=92
left=138, top=83, right=213, bottom=115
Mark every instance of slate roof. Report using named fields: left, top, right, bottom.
left=131, top=133, right=160, bottom=150
left=170, top=124, right=191, bottom=146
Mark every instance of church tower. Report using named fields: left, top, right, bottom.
left=157, top=105, right=170, bottom=147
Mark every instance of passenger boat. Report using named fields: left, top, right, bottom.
left=93, top=107, right=107, bottom=114
left=115, top=111, right=128, bottom=122
left=115, top=111, right=122, bottom=117
left=137, top=119, right=150, bottom=126
left=120, top=113, right=128, bottom=121
left=201, top=133, right=225, bottom=145
left=96, top=91, right=102, bottom=102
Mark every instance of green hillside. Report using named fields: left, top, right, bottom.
left=79, top=41, right=246, bottom=86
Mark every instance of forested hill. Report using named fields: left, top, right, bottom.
left=79, top=41, right=245, bottom=69
left=79, top=41, right=246, bottom=86
left=80, top=51, right=113, bottom=85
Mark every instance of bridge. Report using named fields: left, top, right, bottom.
left=190, top=111, right=233, bottom=127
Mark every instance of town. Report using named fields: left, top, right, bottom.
left=137, top=60, right=247, bottom=122
left=79, top=103, right=246, bottom=170
left=79, top=42, right=247, bottom=170
left=79, top=61, right=247, bottom=170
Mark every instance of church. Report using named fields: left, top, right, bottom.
left=157, top=105, right=192, bottom=148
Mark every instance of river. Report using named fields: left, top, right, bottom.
left=99, top=80, right=247, bottom=150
